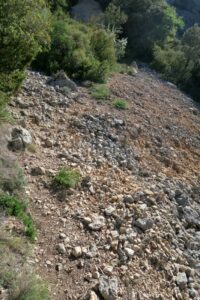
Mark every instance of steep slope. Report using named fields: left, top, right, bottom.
left=9, top=68, right=200, bottom=300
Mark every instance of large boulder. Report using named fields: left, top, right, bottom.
left=8, top=126, right=32, bottom=151
left=71, top=0, right=102, bottom=22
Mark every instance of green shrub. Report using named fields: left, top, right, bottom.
left=0, top=0, right=51, bottom=99
left=91, top=84, right=110, bottom=101
left=0, top=195, right=36, bottom=241
left=113, top=99, right=127, bottom=109
left=0, top=92, right=10, bottom=125
left=153, top=24, right=200, bottom=100
left=27, top=144, right=37, bottom=154
left=0, top=230, right=49, bottom=300
left=0, top=0, right=51, bottom=75
left=0, top=71, right=25, bottom=95
left=0, top=160, right=26, bottom=193
left=53, top=168, right=80, bottom=189
left=9, top=275, right=50, bottom=300
left=109, top=0, right=184, bottom=60
left=34, top=17, right=116, bottom=82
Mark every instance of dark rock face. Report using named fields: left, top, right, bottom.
left=167, top=0, right=200, bottom=28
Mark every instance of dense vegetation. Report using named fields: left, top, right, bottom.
left=35, top=16, right=116, bottom=82
left=1, top=0, right=199, bottom=100
left=153, top=24, right=200, bottom=100
left=97, top=0, right=200, bottom=100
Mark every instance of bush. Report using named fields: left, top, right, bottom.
left=110, top=0, right=184, bottom=60
left=9, top=275, right=50, bottom=300
left=0, top=0, right=51, bottom=97
left=34, top=17, right=116, bottom=82
left=113, top=99, right=127, bottom=109
left=27, top=144, right=37, bottom=154
left=91, top=84, right=110, bottom=101
left=53, top=168, right=80, bottom=189
left=0, top=230, right=49, bottom=300
left=0, top=92, right=10, bottom=125
left=0, top=0, right=51, bottom=74
left=0, top=195, right=36, bottom=241
left=153, top=24, right=200, bottom=100
left=0, top=160, right=26, bottom=193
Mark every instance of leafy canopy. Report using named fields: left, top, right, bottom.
left=0, top=0, right=51, bottom=73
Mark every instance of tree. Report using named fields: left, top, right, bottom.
left=153, top=24, right=200, bottom=100
left=102, top=3, right=128, bottom=34
left=110, top=0, right=184, bottom=59
left=35, top=17, right=116, bottom=82
left=0, top=0, right=51, bottom=93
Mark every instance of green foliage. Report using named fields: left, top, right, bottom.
left=9, top=275, right=50, bottom=300
left=35, top=17, right=116, bottom=82
left=0, top=92, right=10, bottom=125
left=0, top=159, right=26, bottom=193
left=153, top=24, right=200, bottom=100
left=27, top=144, right=37, bottom=154
left=0, top=230, right=49, bottom=300
left=91, top=84, right=110, bottom=101
left=113, top=99, right=127, bottom=109
left=53, top=168, right=80, bottom=189
left=110, top=0, right=184, bottom=59
left=0, top=0, right=51, bottom=107
left=0, top=195, right=36, bottom=241
left=102, top=3, right=128, bottom=34
left=0, top=0, right=51, bottom=74
left=0, top=71, right=25, bottom=95
left=48, top=0, right=69, bottom=12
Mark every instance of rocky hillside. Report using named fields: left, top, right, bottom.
left=7, top=67, right=200, bottom=300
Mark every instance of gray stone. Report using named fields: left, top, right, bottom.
left=48, top=71, right=77, bottom=92
left=57, top=243, right=66, bottom=254
left=189, top=288, right=198, bottom=298
left=103, top=265, right=113, bottom=276
left=105, top=205, right=116, bottom=216
left=88, top=215, right=105, bottom=231
left=123, top=195, right=134, bottom=204
left=176, top=272, right=187, bottom=290
left=135, top=218, right=154, bottom=231
left=124, top=247, right=135, bottom=258
left=99, top=276, right=118, bottom=300
left=8, top=126, right=32, bottom=151
left=86, top=245, right=98, bottom=258
left=72, top=246, right=82, bottom=258
left=31, top=166, right=46, bottom=176
left=45, top=139, right=54, bottom=148
left=183, top=207, right=200, bottom=228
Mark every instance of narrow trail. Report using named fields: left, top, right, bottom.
left=11, top=69, right=200, bottom=299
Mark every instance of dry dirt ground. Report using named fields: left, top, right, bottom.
left=9, top=68, right=200, bottom=300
